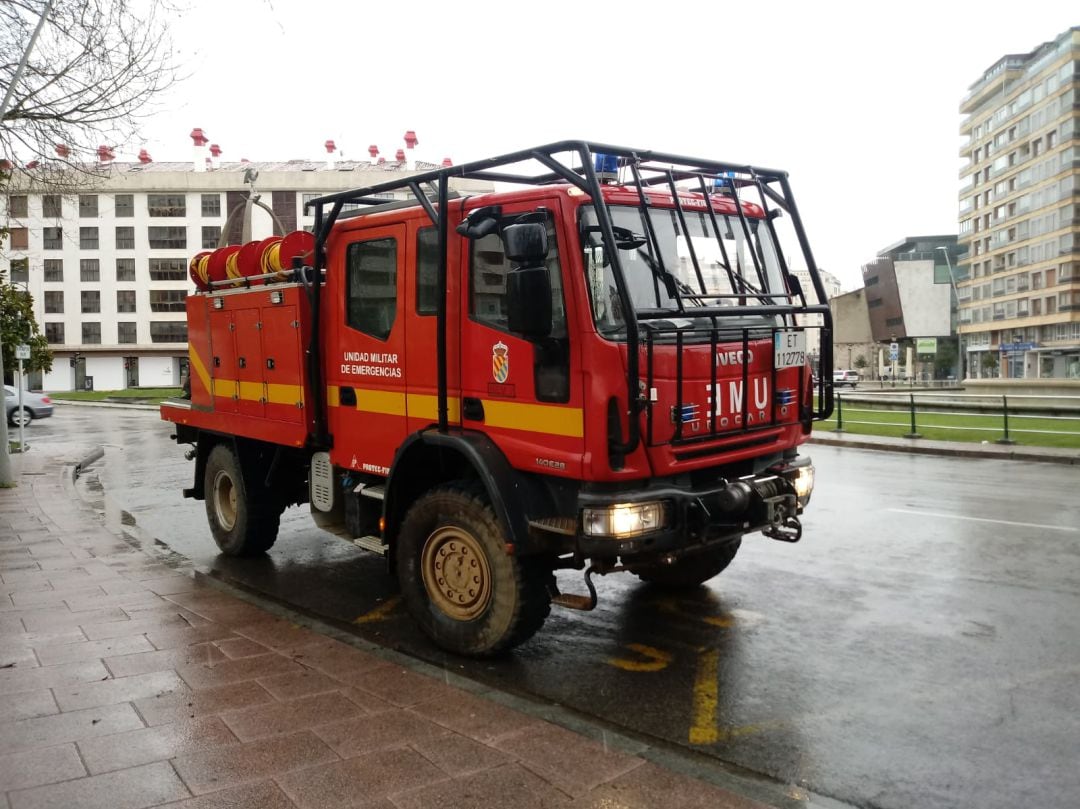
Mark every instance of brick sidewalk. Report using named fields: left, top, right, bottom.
left=0, top=448, right=771, bottom=809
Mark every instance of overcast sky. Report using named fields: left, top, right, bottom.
left=138, top=0, right=1078, bottom=291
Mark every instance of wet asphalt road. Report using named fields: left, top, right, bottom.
left=26, top=404, right=1080, bottom=809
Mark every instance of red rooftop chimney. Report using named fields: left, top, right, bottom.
left=395, top=149, right=405, bottom=162
left=54, top=144, right=70, bottom=159
left=138, top=149, right=152, bottom=164
left=97, top=145, right=115, bottom=162
left=368, top=145, right=379, bottom=158
left=404, top=130, right=418, bottom=149
left=190, top=128, right=208, bottom=146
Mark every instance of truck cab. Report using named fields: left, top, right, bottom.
left=162, top=141, right=834, bottom=657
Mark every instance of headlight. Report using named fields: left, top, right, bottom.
left=793, top=464, right=815, bottom=501
left=582, top=501, right=669, bottom=538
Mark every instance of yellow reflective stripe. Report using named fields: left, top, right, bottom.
left=356, top=388, right=406, bottom=417
left=238, top=381, right=262, bottom=401
left=406, top=393, right=461, bottom=423
left=212, top=378, right=236, bottom=398
left=266, top=382, right=303, bottom=406
left=324, top=389, right=580, bottom=439
left=189, top=346, right=212, bottom=393
left=483, top=400, right=583, bottom=438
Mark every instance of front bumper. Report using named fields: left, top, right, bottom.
left=575, top=457, right=813, bottom=560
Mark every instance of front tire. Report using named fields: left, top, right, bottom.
left=632, top=539, right=742, bottom=589
left=396, top=483, right=552, bottom=657
left=203, top=444, right=280, bottom=556
left=9, top=407, right=32, bottom=428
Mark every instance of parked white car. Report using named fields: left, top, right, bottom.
left=833, top=370, right=859, bottom=388
left=4, top=386, right=54, bottom=427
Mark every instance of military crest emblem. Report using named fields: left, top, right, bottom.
left=492, top=341, right=509, bottom=383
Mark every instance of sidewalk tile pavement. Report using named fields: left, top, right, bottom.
left=0, top=445, right=770, bottom=809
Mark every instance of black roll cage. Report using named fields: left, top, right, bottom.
left=306, top=140, right=834, bottom=453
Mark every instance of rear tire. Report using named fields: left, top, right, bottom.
left=632, top=539, right=741, bottom=588
left=204, top=444, right=280, bottom=556
left=396, top=482, right=552, bottom=657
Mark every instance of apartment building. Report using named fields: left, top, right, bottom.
left=2, top=156, right=487, bottom=391
left=957, top=26, right=1080, bottom=380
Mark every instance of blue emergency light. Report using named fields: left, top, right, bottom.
left=594, top=153, right=619, bottom=184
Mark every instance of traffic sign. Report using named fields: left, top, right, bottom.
left=888, top=342, right=899, bottom=362
left=15, top=345, right=30, bottom=360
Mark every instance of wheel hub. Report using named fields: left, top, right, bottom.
left=420, top=526, right=491, bottom=621
left=212, top=470, right=237, bottom=531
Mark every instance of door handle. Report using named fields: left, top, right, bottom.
left=340, top=386, right=357, bottom=407
left=463, top=397, right=484, bottom=421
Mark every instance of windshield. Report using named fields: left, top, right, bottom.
left=580, top=204, right=792, bottom=336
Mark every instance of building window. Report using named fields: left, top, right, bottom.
left=148, top=258, right=187, bottom=281
left=82, top=322, right=101, bottom=345
left=147, top=226, right=186, bottom=249
left=149, top=290, right=186, bottom=312
left=9, top=227, right=28, bottom=250
left=117, top=322, right=137, bottom=344
left=346, top=238, right=397, bottom=340
left=7, top=195, right=28, bottom=217
left=43, top=227, right=63, bottom=249
left=80, top=226, right=99, bottom=250
left=147, top=194, right=186, bottom=217
left=149, top=321, right=188, bottom=343
left=115, top=226, right=135, bottom=250
left=9, top=258, right=29, bottom=284
left=42, top=195, right=62, bottom=218
left=201, top=194, right=220, bottom=217
left=117, top=290, right=136, bottom=313
left=885, top=316, right=904, bottom=327
left=116, top=258, right=136, bottom=282
left=44, top=291, right=63, bottom=314
left=201, top=225, right=221, bottom=250
left=271, top=191, right=297, bottom=233
left=79, top=195, right=99, bottom=217
left=81, top=290, right=101, bottom=313
left=80, top=258, right=100, bottom=282
left=45, top=323, right=64, bottom=344
left=44, top=259, right=63, bottom=282
left=114, top=194, right=134, bottom=217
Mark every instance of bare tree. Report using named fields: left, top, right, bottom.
left=0, top=0, right=178, bottom=184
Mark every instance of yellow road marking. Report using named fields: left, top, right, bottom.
left=689, top=649, right=719, bottom=744
left=353, top=595, right=401, bottom=624
left=606, top=643, right=672, bottom=672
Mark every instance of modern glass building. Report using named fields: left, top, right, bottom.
left=957, top=26, right=1080, bottom=380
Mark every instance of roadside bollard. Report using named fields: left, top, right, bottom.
left=997, top=394, right=1016, bottom=445
left=904, top=392, right=921, bottom=439
left=834, top=393, right=844, bottom=432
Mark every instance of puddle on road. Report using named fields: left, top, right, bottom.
left=75, top=467, right=191, bottom=570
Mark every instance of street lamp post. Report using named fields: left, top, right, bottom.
left=936, top=247, right=965, bottom=382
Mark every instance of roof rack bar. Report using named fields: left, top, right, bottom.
left=407, top=181, right=440, bottom=227
left=628, top=158, right=678, bottom=311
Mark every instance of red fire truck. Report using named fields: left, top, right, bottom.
left=161, top=141, right=834, bottom=656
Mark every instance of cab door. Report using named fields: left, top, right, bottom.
left=325, top=224, right=407, bottom=476
left=459, top=201, right=584, bottom=478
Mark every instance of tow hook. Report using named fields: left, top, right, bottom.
left=551, top=565, right=599, bottom=611
left=764, top=515, right=802, bottom=543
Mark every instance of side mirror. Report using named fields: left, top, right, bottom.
left=502, top=222, right=548, bottom=264
left=503, top=220, right=552, bottom=338
left=456, top=205, right=502, bottom=240
left=507, top=265, right=552, bottom=338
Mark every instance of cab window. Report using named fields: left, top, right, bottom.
left=346, top=238, right=397, bottom=340
left=469, top=211, right=569, bottom=402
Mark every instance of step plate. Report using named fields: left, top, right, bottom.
left=353, top=535, right=388, bottom=555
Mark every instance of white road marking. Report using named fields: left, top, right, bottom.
left=886, top=508, right=1079, bottom=533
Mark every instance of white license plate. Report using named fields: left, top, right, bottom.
left=773, top=330, right=806, bottom=370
